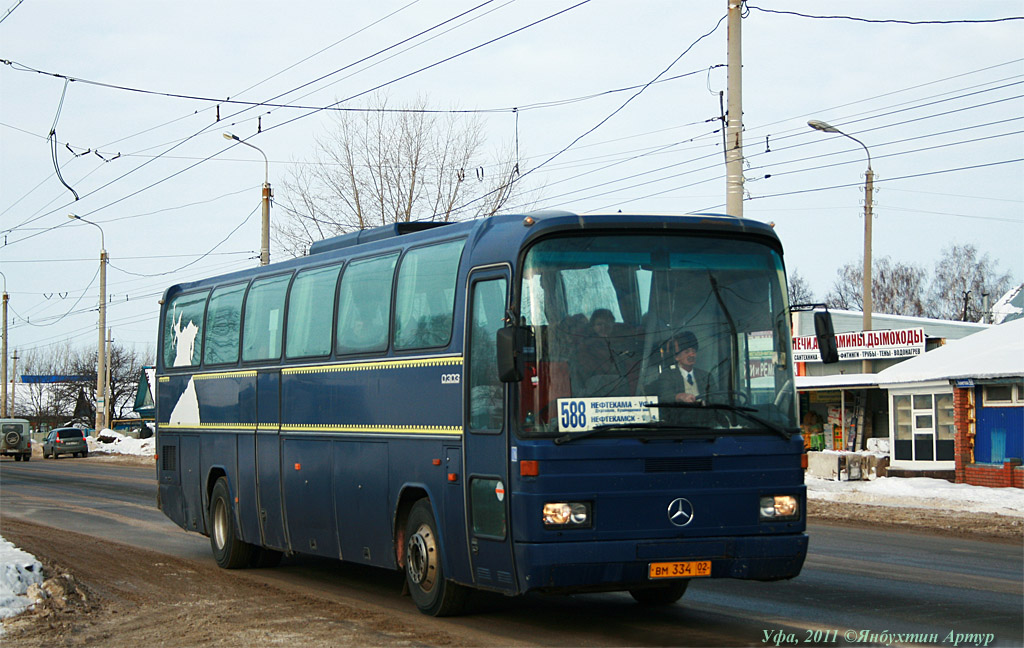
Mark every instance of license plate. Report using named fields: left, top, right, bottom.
left=648, top=560, right=711, bottom=579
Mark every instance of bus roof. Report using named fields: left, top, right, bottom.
left=161, top=211, right=781, bottom=300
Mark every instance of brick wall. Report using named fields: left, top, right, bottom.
left=954, top=386, right=1024, bottom=488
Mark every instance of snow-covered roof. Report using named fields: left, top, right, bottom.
left=875, top=319, right=1024, bottom=386
left=991, top=283, right=1023, bottom=325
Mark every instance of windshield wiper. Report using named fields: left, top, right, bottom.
left=553, top=422, right=701, bottom=445
left=643, top=401, right=795, bottom=440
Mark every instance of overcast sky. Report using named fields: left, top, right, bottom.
left=1, top=1, right=1022, bottom=359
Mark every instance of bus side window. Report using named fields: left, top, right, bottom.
left=336, top=254, right=397, bottom=355
left=286, top=264, right=342, bottom=359
left=242, top=275, right=290, bottom=362
left=204, top=283, right=246, bottom=365
left=394, top=240, right=466, bottom=350
left=163, top=290, right=209, bottom=368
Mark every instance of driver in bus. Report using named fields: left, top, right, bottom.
left=648, top=331, right=711, bottom=405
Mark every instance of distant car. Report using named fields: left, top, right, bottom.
left=43, top=427, right=89, bottom=459
left=1, top=418, right=32, bottom=461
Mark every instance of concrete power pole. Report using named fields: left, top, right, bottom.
left=105, top=328, right=113, bottom=430
left=2, top=284, right=7, bottom=418
left=10, top=350, right=16, bottom=416
left=725, top=0, right=744, bottom=218
left=861, top=166, right=874, bottom=373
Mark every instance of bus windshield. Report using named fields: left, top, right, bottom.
left=516, top=233, right=797, bottom=439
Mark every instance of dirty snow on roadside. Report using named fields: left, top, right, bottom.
left=807, top=476, right=1024, bottom=518
left=87, top=428, right=155, bottom=456
left=0, top=536, right=44, bottom=630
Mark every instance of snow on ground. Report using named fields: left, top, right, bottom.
left=806, top=476, right=1024, bottom=518
left=0, top=537, right=44, bottom=628
left=3, top=433, right=1023, bottom=627
left=87, top=428, right=155, bottom=457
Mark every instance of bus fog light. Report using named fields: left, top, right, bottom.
left=759, top=495, right=799, bottom=520
left=543, top=502, right=591, bottom=528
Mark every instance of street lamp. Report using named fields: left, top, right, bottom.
left=808, top=119, right=875, bottom=373
left=68, top=214, right=108, bottom=431
left=223, top=132, right=271, bottom=266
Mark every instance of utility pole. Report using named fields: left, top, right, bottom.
left=10, top=349, right=16, bottom=416
left=105, top=328, right=113, bottom=430
left=725, top=0, right=744, bottom=218
left=862, top=165, right=874, bottom=372
left=68, top=214, right=107, bottom=432
left=223, top=133, right=271, bottom=266
left=2, top=274, right=7, bottom=418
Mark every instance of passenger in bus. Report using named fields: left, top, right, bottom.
left=647, top=331, right=710, bottom=404
left=575, top=309, right=636, bottom=396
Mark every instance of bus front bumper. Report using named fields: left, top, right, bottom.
left=513, top=533, right=808, bottom=593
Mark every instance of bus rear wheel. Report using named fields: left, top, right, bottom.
left=209, top=477, right=253, bottom=569
left=404, top=500, right=466, bottom=616
left=629, top=580, right=689, bottom=606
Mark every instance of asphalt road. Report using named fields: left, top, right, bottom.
left=2, top=456, right=1021, bottom=647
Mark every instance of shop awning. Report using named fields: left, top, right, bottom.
left=796, top=373, right=879, bottom=390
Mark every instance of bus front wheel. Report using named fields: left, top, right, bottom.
left=404, top=499, right=467, bottom=616
left=629, top=580, right=689, bottom=606
left=209, top=477, right=253, bottom=569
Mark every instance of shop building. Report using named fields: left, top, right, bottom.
left=792, top=310, right=988, bottom=478
left=874, top=319, right=1023, bottom=487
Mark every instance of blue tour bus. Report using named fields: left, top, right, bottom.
left=155, top=211, right=824, bottom=616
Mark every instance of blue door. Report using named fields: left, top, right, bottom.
left=463, top=270, right=517, bottom=593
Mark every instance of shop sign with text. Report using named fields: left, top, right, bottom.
left=793, top=328, right=925, bottom=363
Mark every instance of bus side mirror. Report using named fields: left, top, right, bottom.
left=497, top=327, right=523, bottom=383
left=814, top=311, right=839, bottom=364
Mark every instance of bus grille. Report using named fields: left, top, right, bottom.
left=645, top=457, right=712, bottom=472
left=161, top=445, right=177, bottom=472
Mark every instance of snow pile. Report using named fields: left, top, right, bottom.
left=87, top=428, right=155, bottom=456
left=807, top=476, right=1024, bottom=518
left=0, top=537, right=44, bottom=626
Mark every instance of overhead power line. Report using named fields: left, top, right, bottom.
left=746, top=6, right=1024, bottom=25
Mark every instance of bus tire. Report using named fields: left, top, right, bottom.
left=629, top=580, right=689, bottom=606
left=209, top=477, right=253, bottom=569
left=404, top=499, right=467, bottom=616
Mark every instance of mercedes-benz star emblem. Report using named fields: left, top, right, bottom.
left=667, top=497, right=695, bottom=527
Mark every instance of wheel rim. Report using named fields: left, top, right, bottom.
left=406, top=523, right=437, bottom=592
left=212, top=498, right=228, bottom=550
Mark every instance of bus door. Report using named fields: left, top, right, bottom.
left=463, top=269, right=517, bottom=593
left=255, top=369, right=289, bottom=551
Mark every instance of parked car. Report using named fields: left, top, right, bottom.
left=0, top=418, right=32, bottom=461
left=43, top=427, right=88, bottom=459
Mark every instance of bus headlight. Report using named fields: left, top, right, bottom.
left=759, top=495, right=799, bottom=521
left=543, top=502, right=592, bottom=528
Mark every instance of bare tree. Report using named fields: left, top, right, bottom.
left=824, top=257, right=929, bottom=317
left=17, top=343, right=79, bottom=423
left=275, top=94, right=526, bottom=257
left=927, top=243, right=1014, bottom=321
left=787, top=269, right=816, bottom=305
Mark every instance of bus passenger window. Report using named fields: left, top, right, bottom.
left=336, top=254, right=397, bottom=355
left=242, top=275, right=290, bottom=362
left=394, top=240, right=465, bottom=350
left=204, top=283, right=246, bottom=365
left=163, top=290, right=209, bottom=368
left=286, top=264, right=341, bottom=359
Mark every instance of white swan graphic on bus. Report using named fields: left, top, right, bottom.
left=168, top=310, right=201, bottom=426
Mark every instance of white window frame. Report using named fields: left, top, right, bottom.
left=888, top=381, right=955, bottom=471
left=981, top=382, right=1024, bottom=408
